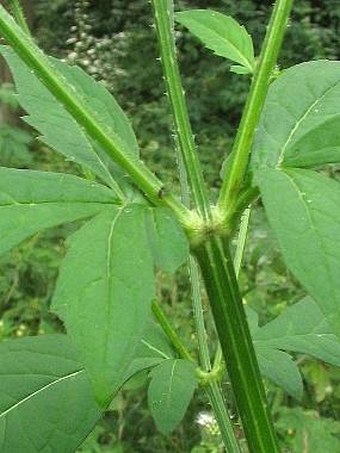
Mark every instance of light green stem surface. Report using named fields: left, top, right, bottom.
left=151, top=0, right=211, bottom=220
left=218, top=0, right=294, bottom=219
left=151, top=300, right=193, bottom=362
left=9, top=0, right=30, bottom=35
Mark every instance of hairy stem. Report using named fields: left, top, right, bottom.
left=151, top=0, right=211, bottom=220
left=8, top=0, right=30, bottom=35
left=218, top=0, right=293, bottom=217
left=0, top=5, right=190, bottom=226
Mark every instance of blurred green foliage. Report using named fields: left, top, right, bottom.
left=1, top=0, right=340, bottom=450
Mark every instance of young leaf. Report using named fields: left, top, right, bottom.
left=175, top=10, right=255, bottom=74
left=148, top=359, right=197, bottom=433
left=0, top=46, right=138, bottom=189
left=0, top=167, right=116, bottom=255
left=251, top=60, right=340, bottom=169
left=145, top=207, right=189, bottom=273
left=0, top=334, right=101, bottom=453
left=256, top=168, right=340, bottom=333
left=52, top=204, right=155, bottom=407
left=253, top=297, right=340, bottom=366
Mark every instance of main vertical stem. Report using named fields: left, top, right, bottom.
left=195, top=237, right=279, bottom=453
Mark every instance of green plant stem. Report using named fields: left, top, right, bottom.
left=206, top=382, right=241, bottom=453
left=151, top=0, right=211, bottom=220
left=190, top=250, right=240, bottom=453
left=8, top=0, right=30, bottom=35
left=195, top=237, right=279, bottom=453
left=151, top=300, right=193, bottom=362
left=218, top=0, right=293, bottom=218
left=213, top=207, right=251, bottom=373
left=0, top=5, right=190, bottom=226
left=233, top=208, right=251, bottom=278
left=163, top=30, right=240, bottom=452
left=189, top=257, right=211, bottom=371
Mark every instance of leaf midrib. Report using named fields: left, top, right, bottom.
left=0, top=369, right=84, bottom=419
left=0, top=200, right=117, bottom=207
left=277, top=79, right=340, bottom=165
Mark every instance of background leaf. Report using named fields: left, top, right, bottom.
left=0, top=167, right=116, bottom=255
left=175, top=10, right=255, bottom=73
left=251, top=60, right=340, bottom=169
left=148, top=359, right=197, bottom=434
left=253, top=297, right=340, bottom=366
left=277, top=407, right=340, bottom=452
left=0, top=334, right=101, bottom=453
left=52, top=204, right=155, bottom=406
left=246, top=297, right=340, bottom=398
left=145, top=207, right=189, bottom=273
left=256, top=168, right=340, bottom=333
left=255, top=346, right=303, bottom=400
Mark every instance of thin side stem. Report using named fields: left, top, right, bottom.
left=233, top=208, right=251, bottom=277
left=195, top=237, right=279, bottom=453
left=189, top=256, right=211, bottom=371
left=151, top=0, right=211, bottom=220
left=151, top=300, right=193, bottom=363
left=0, top=5, right=190, bottom=226
left=218, top=0, right=293, bottom=216
left=8, top=0, right=30, bottom=35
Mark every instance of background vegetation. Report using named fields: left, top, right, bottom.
left=1, top=0, right=340, bottom=451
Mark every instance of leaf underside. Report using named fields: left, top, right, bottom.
left=0, top=46, right=139, bottom=191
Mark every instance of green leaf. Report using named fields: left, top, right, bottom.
left=0, top=334, right=101, bottom=453
left=52, top=205, right=155, bottom=406
left=145, top=207, right=189, bottom=273
left=253, top=297, right=340, bottom=367
left=52, top=58, right=139, bottom=158
left=137, top=320, right=175, bottom=360
left=122, top=319, right=176, bottom=385
left=255, top=346, right=303, bottom=400
left=0, top=46, right=138, bottom=189
left=148, top=359, right=197, bottom=433
left=0, top=167, right=116, bottom=255
left=175, top=10, right=255, bottom=73
left=247, top=297, right=340, bottom=398
left=256, top=167, right=340, bottom=333
left=251, top=61, right=340, bottom=169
